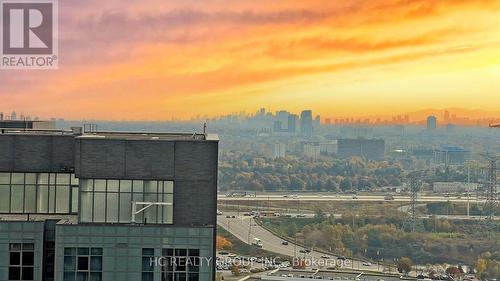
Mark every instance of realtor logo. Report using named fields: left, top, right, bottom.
left=1, top=0, right=58, bottom=69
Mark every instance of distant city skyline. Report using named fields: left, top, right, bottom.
left=2, top=107, right=499, bottom=127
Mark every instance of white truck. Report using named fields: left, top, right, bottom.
left=252, top=238, right=263, bottom=248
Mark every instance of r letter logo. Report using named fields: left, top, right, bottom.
left=1, top=0, right=58, bottom=69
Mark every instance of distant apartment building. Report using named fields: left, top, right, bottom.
left=273, top=143, right=287, bottom=159
left=0, top=128, right=219, bottom=281
left=434, top=146, right=469, bottom=165
left=287, top=115, right=298, bottom=134
left=300, top=110, right=313, bottom=137
left=303, top=142, right=320, bottom=159
left=337, top=138, right=385, bottom=160
left=427, top=115, right=437, bottom=130
left=0, top=120, right=56, bottom=130
left=319, top=141, right=337, bottom=155
left=433, top=182, right=478, bottom=193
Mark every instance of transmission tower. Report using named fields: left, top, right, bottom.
left=482, top=154, right=499, bottom=220
left=403, top=172, right=422, bottom=232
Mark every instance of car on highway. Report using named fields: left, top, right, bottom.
left=352, top=195, right=358, bottom=199
left=337, top=256, right=347, bottom=260
left=281, top=241, right=289, bottom=245
left=296, top=214, right=307, bottom=218
left=362, top=262, right=372, bottom=266
left=384, top=194, right=394, bottom=200
left=299, top=249, right=307, bottom=253
left=252, top=238, right=263, bottom=248
left=217, top=210, right=223, bottom=215
left=321, top=255, right=330, bottom=259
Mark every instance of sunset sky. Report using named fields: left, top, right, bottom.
left=1, top=0, right=500, bottom=120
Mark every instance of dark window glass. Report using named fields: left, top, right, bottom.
left=64, top=272, right=75, bottom=281
left=188, top=273, right=199, bottom=281
left=77, top=271, right=89, bottom=281
left=90, top=248, right=102, bottom=255
left=90, top=256, right=102, bottom=271
left=22, top=267, right=34, bottom=280
left=175, top=273, right=186, bottom=281
left=22, top=243, right=34, bottom=250
left=142, top=248, right=154, bottom=256
left=142, top=272, right=154, bottom=281
left=9, top=267, right=21, bottom=280
left=22, top=251, right=34, bottom=266
left=10, top=252, right=21, bottom=265
left=64, top=247, right=76, bottom=256
left=188, top=257, right=199, bottom=272
left=77, top=248, right=89, bottom=255
left=64, top=256, right=76, bottom=271
left=188, top=249, right=199, bottom=257
left=162, top=248, right=173, bottom=256
left=175, top=249, right=187, bottom=256
left=142, top=257, right=154, bottom=271
left=77, top=256, right=89, bottom=271
left=90, top=272, right=102, bottom=281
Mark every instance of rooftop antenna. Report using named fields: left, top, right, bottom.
left=203, top=122, right=207, bottom=136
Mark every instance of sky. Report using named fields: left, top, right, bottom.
left=1, top=0, right=500, bottom=121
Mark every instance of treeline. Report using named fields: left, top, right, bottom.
left=260, top=215, right=499, bottom=265
left=219, top=152, right=403, bottom=191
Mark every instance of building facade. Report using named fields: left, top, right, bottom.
left=0, top=129, right=219, bottom=281
left=337, top=138, right=385, bottom=160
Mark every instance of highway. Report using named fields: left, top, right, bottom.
left=218, top=194, right=486, bottom=203
left=217, top=212, right=390, bottom=272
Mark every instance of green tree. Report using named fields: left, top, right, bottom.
left=397, top=257, right=413, bottom=275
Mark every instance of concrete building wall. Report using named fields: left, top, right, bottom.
left=54, top=224, right=214, bottom=281
left=0, top=135, right=75, bottom=173
left=0, top=221, right=45, bottom=281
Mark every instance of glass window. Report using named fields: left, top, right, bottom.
left=65, top=247, right=102, bottom=281
left=93, top=193, right=106, bottom=223
left=80, top=192, right=93, bottom=222
left=133, top=180, right=143, bottom=193
left=71, top=187, right=79, bottom=213
left=71, top=174, right=79, bottom=185
left=56, top=186, right=70, bottom=213
left=120, top=180, right=132, bottom=192
left=10, top=185, right=24, bottom=213
left=57, top=174, right=70, bottom=185
left=164, top=181, right=174, bottom=194
left=77, top=257, right=89, bottom=270
left=0, top=184, right=11, bottom=212
left=94, top=180, right=106, bottom=192
left=11, top=173, right=24, bottom=185
left=79, top=179, right=173, bottom=224
left=24, top=185, right=37, bottom=213
left=0, top=172, right=10, bottom=184
left=9, top=243, right=34, bottom=281
left=119, top=193, right=131, bottom=223
left=106, top=193, right=118, bottom=223
left=37, top=173, right=49, bottom=184
left=80, top=179, right=93, bottom=191
left=37, top=185, right=49, bottom=213
left=107, top=180, right=119, bottom=192
left=142, top=248, right=155, bottom=281
left=49, top=186, right=56, bottom=213
left=25, top=174, right=36, bottom=185
left=161, top=248, right=200, bottom=281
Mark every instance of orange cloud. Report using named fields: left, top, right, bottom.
left=1, top=0, right=500, bottom=120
